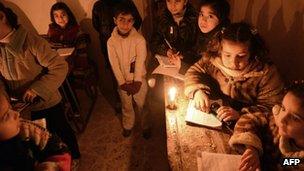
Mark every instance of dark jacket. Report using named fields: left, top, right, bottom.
left=150, top=3, right=198, bottom=72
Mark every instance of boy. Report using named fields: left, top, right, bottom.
left=0, top=92, right=71, bottom=170
left=150, top=0, right=198, bottom=73
left=107, top=3, right=149, bottom=138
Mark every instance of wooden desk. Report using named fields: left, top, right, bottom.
left=164, top=77, right=236, bottom=170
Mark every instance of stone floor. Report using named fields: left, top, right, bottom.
left=74, top=71, right=170, bottom=170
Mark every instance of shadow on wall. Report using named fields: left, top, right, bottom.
left=243, top=0, right=304, bottom=82
left=2, top=0, right=37, bottom=34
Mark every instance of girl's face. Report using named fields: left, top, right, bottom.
left=220, top=39, right=250, bottom=70
left=275, top=92, right=304, bottom=140
left=53, top=9, right=69, bottom=28
left=166, top=0, right=187, bottom=16
left=198, top=5, right=219, bottom=33
left=114, top=13, right=134, bottom=35
left=0, top=109, right=20, bottom=141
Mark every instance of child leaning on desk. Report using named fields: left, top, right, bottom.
left=184, top=22, right=284, bottom=124
left=229, top=81, right=304, bottom=171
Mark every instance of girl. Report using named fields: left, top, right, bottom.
left=230, top=81, right=304, bottom=170
left=196, top=0, right=230, bottom=57
left=47, top=2, right=79, bottom=44
left=184, top=22, right=283, bottom=123
left=0, top=2, right=80, bottom=163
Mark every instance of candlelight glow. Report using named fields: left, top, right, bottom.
left=168, top=87, right=177, bottom=102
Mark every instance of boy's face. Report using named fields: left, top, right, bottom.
left=220, top=39, right=250, bottom=71
left=53, top=9, right=69, bottom=28
left=198, top=5, right=219, bottom=33
left=274, top=92, right=304, bottom=140
left=166, top=0, right=187, bottom=17
left=114, top=13, right=134, bottom=35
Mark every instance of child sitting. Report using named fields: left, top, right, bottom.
left=0, top=92, right=71, bottom=171
left=107, top=3, right=149, bottom=137
left=47, top=2, right=79, bottom=44
left=195, top=0, right=230, bottom=58
left=150, top=0, right=198, bottom=73
left=184, top=22, right=283, bottom=124
left=229, top=81, right=304, bottom=170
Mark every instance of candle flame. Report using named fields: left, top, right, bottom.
left=169, top=87, right=177, bottom=102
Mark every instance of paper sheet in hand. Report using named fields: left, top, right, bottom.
left=57, top=47, right=75, bottom=57
left=185, top=100, right=222, bottom=127
left=155, top=54, right=176, bottom=68
left=197, top=151, right=241, bottom=171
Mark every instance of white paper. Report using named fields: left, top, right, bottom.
left=155, top=54, right=176, bottom=68
left=57, top=47, right=75, bottom=57
left=185, top=100, right=222, bottom=127
left=197, top=151, right=241, bottom=171
left=152, top=65, right=185, bottom=81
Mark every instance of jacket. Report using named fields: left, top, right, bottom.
left=47, top=24, right=80, bottom=45
left=184, top=56, right=284, bottom=114
left=107, top=27, right=147, bottom=86
left=0, top=26, right=68, bottom=111
left=150, top=3, right=198, bottom=68
left=229, top=111, right=304, bottom=170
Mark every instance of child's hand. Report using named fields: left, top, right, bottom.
left=168, top=52, right=182, bottom=69
left=193, top=89, right=210, bottom=113
left=217, top=106, right=240, bottom=122
left=166, top=49, right=174, bottom=58
left=239, top=146, right=260, bottom=171
left=23, top=89, right=38, bottom=103
left=120, top=83, right=132, bottom=95
left=129, top=81, right=142, bottom=95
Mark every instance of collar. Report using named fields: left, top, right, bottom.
left=2, top=27, right=28, bottom=54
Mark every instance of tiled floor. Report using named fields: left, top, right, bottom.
left=75, top=72, right=169, bottom=170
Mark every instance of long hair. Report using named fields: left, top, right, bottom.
left=285, top=80, right=304, bottom=106
left=0, top=3, right=19, bottom=29
left=50, top=2, right=77, bottom=28
left=199, top=0, right=230, bottom=26
left=205, top=22, right=269, bottom=62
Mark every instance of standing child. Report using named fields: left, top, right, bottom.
left=230, top=81, right=304, bottom=170
left=150, top=0, right=198, bottom=73
left=107, top=3, right=148, bottom=137
left=185, top=22, right=283, bottom=124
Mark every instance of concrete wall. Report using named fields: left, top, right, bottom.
left=2, top=0, right=304, bottom=83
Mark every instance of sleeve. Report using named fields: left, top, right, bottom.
left=150, top=18, right=169, bottom=56
left=229, top=110, right=269, bottom=155
left=184, top=58, right=212, bottom=97
left=245, top=65, right=284, bottom=113
left=28, top=34, right=68, bottom=101
left=107, top=40, right=125, bottom=86
left=134, top=37, right=147, bottom=82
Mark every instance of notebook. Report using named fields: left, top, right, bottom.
left=155, top=54, right=176, bottom=68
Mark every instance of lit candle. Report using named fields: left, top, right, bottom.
left=167, top=87, right=177, bottom=110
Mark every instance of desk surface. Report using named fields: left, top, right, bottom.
left=164, top=77, right=236, bottom=171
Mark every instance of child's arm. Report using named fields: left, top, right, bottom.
left=107, top=42, right=125, bottom=86
left=150, top=21, right=170, bottom=57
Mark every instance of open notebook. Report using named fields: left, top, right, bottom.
left=185, top=100, right=222, bottom=128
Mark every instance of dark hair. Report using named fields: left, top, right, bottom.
left=0, top=3, right=19, bottom=29
left=50, top=2, right=77, bottom=28
left=199, top=0, right=230, bottom=25
left=114, top=1, right=136, bottom=18
left=206, top=22, right=269, bottom=62
left=285, top=80, right=304, bottom=106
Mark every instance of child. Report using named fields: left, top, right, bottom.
left=150, top=0, right=198, bottom=73
left=0, top=2, right=80, bottom=164
left=47, top=2, right=79, bottom=44
left=195, top=0, right=230, bottom=58
left=184, top=22, right=283, bottom=123
left=107, top=3, right=149, bottom=137
left=0, top=92, right=71, bottom=171
left=229, top=81, right=304, bottom=170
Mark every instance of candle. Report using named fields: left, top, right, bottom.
left=167, top=87, right=177, bottom=110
